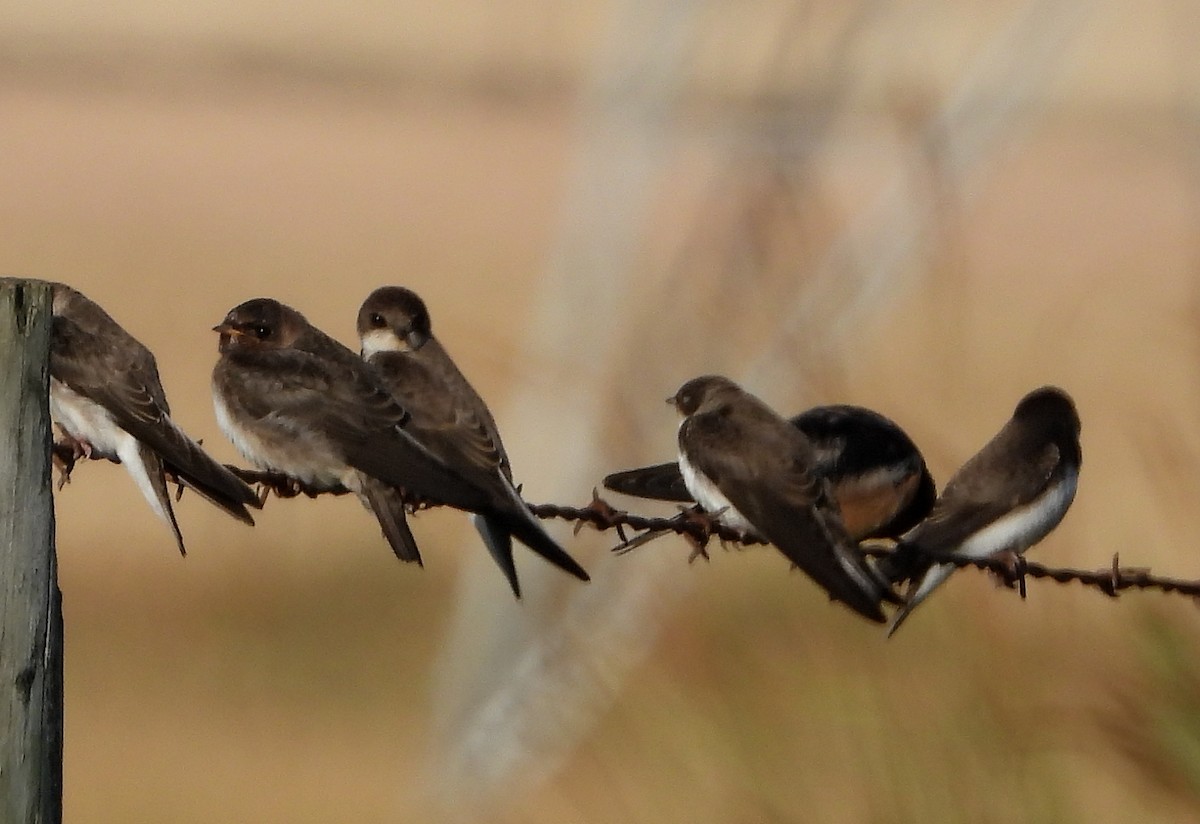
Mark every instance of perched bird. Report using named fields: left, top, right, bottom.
left=882, top=386, right=1081, bottom=636
left=213, top=297, right=491, bottom=558
left=213, top=297, right=589, bottom=594
left=356, top=285, right=589, bottom=598
left=668, top=375, right=893, bottom=623
left=604, top=403, right=935, bottom=543
left=47, top=282, right=261, bottom=555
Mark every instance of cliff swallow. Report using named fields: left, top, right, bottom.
left=604, top=403, right=935, bottom=542
left=669, top=375, right=892, bottom=623
left=883, top=386, right=1081, bottom=636
left=357, top=286, right=589, bottom=598
left=47, top=282, right=260, bottom=555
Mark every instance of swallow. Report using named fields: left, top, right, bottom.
left=882, top=386, right=1081, bottom=636
left=212, top=297, right=491, bottom=559
left=46, top=282, right=260, bottom=555
left=604, top=404, right=935, bottom=543
left=356, top=285, right=589, bottom=598
left=669, top=375, right=893, bottom=623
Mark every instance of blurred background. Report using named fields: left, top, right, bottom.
left=6, top=1, right=1200, bottom=821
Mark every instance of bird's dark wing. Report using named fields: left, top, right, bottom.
left=794, top=404, right=936, bottom=540
left=226, top=345, right=494, bottom=512
left=794, top=405, right=922, bottom=475
left=368, top=347, right=587, bottom=593
left=370, top=346, right=510, bottom=485
left=51, top=315, right=260, bottom=521
left=681, top=408, right=886, bottom=623
left=906, top=436, right=1061, bottom=556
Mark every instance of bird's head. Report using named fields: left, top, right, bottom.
left=1013, top=385, right=1081, bottom=438
left=213, top=298, right=307, bottom=353
left=356, top=286, right=432, bottom=358
left=667, top=375, right=741, bottom=416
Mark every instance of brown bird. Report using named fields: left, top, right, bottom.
left=604, top=403, right=935, bottom=543
left=881, top=386, right=1081, bottom=636
left=47, top=282, right=260, bottom=555
left=669, top=375, right=892, bottom=623
left=211, top=298, right=507, bottom=559
left=357, top=285, right=589, bottom=598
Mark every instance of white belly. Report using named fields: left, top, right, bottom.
left=957, top=466, right=1079, bottom=559
left=50, top=378, right=178, bottom=527
left=213, top=390, right=268, bottom=466
left=678, top=448, right=755, bottom=534
left=50, top=379, right=126, bottom=460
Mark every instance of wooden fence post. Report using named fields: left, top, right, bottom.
left=0, top=279, right=62, bottom=824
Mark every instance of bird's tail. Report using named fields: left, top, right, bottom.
left=481, top=485, right=591, bottom=596
left=361, top=477, right=423, bottom=564
left=150, top=418, right=262, bottom=525
left=886, top=560, right=955, bottom=637
left=601, top=462, right=693, bottom=503
left=473, top=514, right=521, bottom=598
left=119, top=438, right=187, bottom=556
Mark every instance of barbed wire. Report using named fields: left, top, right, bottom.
left=52, top=446, right=1200, bottom=602
left=222, top=464, right=1200, bottom=602
left=526, top=497, right=1200, bottom=601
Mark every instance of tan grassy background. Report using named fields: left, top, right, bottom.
left=5, top=2, right=1200, bottom=822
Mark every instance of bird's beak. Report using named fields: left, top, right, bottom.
left=212, top=322, right=241, bottom=337
left=665, top=394, right=677, bottom=406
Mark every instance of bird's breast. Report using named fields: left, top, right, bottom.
left=833, top=464, right=922, bottom=541
left=212, top=388, right=354, bottom=490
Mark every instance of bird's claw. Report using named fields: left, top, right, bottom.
left=993, top=550, right=1029, bottom=598
left=164, top=469, right=187, bottom=502
left=258, top=476, right=305, bottom=501
left=51, top=447, right=76, bottom=490
left=51, top=434, right=96, bottom=490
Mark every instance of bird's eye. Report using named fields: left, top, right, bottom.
left=253, top=325, right=271, bottom=340
left=370, top=313, right=387, bottom=328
